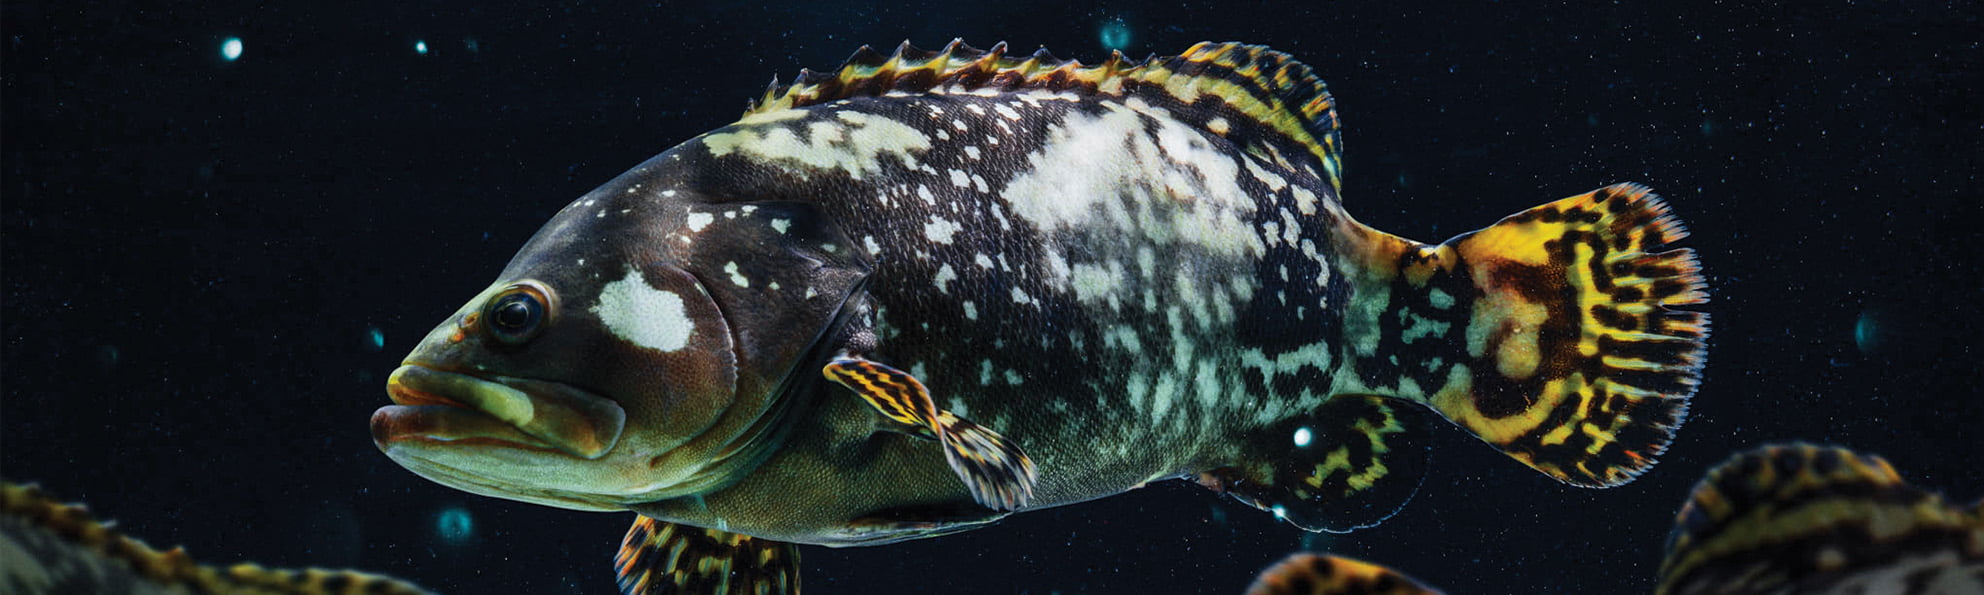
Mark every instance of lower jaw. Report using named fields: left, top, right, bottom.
left=377, top=442, right=624, bottom=512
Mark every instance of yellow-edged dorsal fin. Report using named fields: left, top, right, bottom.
left=746, top=40, right=1346, bottom=191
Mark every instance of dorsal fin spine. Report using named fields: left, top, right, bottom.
left=742, top=41, right=1345, bottom=190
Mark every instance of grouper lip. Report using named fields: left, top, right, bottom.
left=372, top=365, right=627, bottom=460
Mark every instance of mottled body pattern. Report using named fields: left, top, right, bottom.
left=1657, top=445, right=1984, bottom=595
left=695, top=61, right=1350, bottom=506
left=0, top=483, right=433, bottom=595
left=370, top=41, right=1710, bottom=594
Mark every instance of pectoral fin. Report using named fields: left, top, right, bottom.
left=823, top=357, right=1039, bottom=510
left=615, top=516, right=798, bottom=595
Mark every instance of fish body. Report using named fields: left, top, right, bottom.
left=1657, top=444, right=1984, bottom=595
left=0, top=482, right=433, bottom=595
left=370, top=41, right=1709, bottom=592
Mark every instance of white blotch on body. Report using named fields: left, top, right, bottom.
left=592, top=268, right=694, bottom=352
left=686, top=212, right=715, bottom=232
left=925, top=218, right=962, bottom=244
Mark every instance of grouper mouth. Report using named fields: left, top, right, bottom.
left=372, top=365, right=627, bottom=460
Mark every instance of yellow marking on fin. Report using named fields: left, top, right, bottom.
left=616, top=516, right=798, bottom=595
left=1403, top=185, right=1708, bottom=488
left=824, top=358, right=1039, bottom=510
left=744, top=40, right=1344, bottom=190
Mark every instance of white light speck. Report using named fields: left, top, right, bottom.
left=1272, top=505, right=1287, bottom=519
left=1292, top=427, right=1313, bottom=448
left=220, top=37, right=243, bottom=61
left=414, top=40, right=429, bottom=55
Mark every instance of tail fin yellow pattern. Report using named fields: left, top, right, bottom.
left=1386, top=184, right=1708, bottom=487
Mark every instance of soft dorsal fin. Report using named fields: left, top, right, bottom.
left=746, top=40, right=1346, bottom=191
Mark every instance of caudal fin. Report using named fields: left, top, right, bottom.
left=1425, top=183, right=1708, bottom=487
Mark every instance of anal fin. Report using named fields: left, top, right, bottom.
left=616, top=516, right=799, bottom=595
left=823, top=357, right=1039, bottom=510
left=1202, top=394, right=1432, bottom=533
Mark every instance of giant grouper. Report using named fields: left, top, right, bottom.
left=368, top=40, right=1710, bottom=594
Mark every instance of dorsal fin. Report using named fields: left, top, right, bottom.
left=746, top=40, right=1346, bottom=191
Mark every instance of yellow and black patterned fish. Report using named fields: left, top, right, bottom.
left=368, top=40, right=1710, bottom=593
left=1247, top=553, right=1442, bottom=595
left=1244, top=444, right=1984, bottom=594
left=0, top=482, right=433, bottom=595
left=1658, top=444, right=1984, bottom=594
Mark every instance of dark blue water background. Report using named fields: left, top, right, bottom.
left=4, top=2, right=1979, bottom=593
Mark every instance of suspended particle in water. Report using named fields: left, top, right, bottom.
left=220, top=37, right=244, bottom=61
left=1291, top=427, right=1313, bottom=448
left=365, top=327, right=386, bottom=352
left=463, top=37, right=480, bottom=53
left=1299, top=529, right=1336, bottom=552
left=1854, top=308, right=1884, bottom=355
left=414, top=40, right=429, bottom=55
left=1700, top=118, right=1716, bottom=137
left=435, top=506, right=474, bottom=544
left=1098, top=17, right=1132, bottom=51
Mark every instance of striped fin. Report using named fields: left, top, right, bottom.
left=1202, top=395, right=1432, bottom=533
left=1655, top=444, right=1984, bottom=595
left=1246, top=553, right=1443, bottom=595
left=1385, top=183, right=1708, bottom=487
left=823, top=357, right=1039, bottom=510
left=616, top=516, right=799, bottom=595
left=1, top=482, right=434, bottom=595
left=745, top=40, right=1344, bottom=190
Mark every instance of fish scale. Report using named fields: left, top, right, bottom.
left=370, top=40, right=1710, bottom=594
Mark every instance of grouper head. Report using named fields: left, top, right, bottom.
left=371, top=148, right=869, bottom=511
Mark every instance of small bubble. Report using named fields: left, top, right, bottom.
left=1854, top=309, right=1883, bottom=355
left=414, top=40, right=429, bottom=55
left=435, top=506, right=474, bottom=544
left=1098, top=17, right=1132, bottom=51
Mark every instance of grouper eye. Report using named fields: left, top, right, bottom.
left=484, top=281, right=555, bottom=344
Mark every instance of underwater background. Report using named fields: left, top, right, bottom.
left=3, top=1, right=1978, bottom=593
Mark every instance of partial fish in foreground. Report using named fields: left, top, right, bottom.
left=1658, top=444, right=1984, bottom=595
left=1248, top=444, right=1984, bottom=594
left=369, top=40, right=1709, bottom=594
left=0, top=482, right=433, bottom=595
left=1247, top=553, right=1441, bottom=595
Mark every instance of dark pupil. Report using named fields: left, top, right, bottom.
left=493, top=296, right=536, bottom=331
